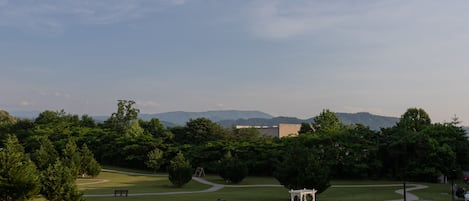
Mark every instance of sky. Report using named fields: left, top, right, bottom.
left=1, top=0, right=469, bottom=124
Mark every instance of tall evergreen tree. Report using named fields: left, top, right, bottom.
left=32, top=137, right=59, bottom=171
left=79, top=144, right=101, bottom=177
left=0, top=135, right=40, bottom=201
left=62, top=139, right=81, bottom=177
left=41, top=160, right=84, bottom=201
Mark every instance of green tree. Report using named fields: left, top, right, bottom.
left=105, top=100, right=140, bottom=133
left=274, top=136, right=332, bottom=194
left=41, top=160, right=84, bottom=201
left=145, top=148, right=164, bottom=172
left=86, top=159, right=101, bottom=178
left=232, top=128, right=261, bottom=141
left=168, top=152, right=192, bottom=187
left=32, top=137, right=59, bottom=171
left=313, top=109, right=343, bottom=134
left=217, top=151, right=249, bottom=184
left=420, top=123, right=469, bottom=175
left=79, top=115, right=96, bottom=128
left=62, top=139, right=81, bottom=177
left=397, top=108, right=431, bottom=132
left=381, top=110, right=458, bottom=182
left=298, top=123, right=314, bottom=134
left=35, top=110, right=61, bottom=125
left=140, top=118, right=173, bottom=140
left=0, top=110, right=17, bottom=125
left=0, top=135, right=40, bottom=201
left=79, top=144, right=101, bottom=177
left=332, top=125, right=381, bottom=179
left=119, top=134, right=157, bottom=169
left=124, top=120, right=144, bottom=137
left=175, top=118, right=228, bottom=144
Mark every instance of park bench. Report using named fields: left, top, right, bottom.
left=114, top=189, right=128, bottom=197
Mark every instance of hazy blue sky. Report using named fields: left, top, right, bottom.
left=1, top=0, right=469, bottom=124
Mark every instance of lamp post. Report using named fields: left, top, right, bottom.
left=451, top=178, right=454, bottom=201
left=403, top=181, right=407, bottom=201
left=451, top=169, right=456, bottom=201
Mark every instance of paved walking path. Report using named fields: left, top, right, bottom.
left=333, top=183, right=429, bottom=201
left=76, top=178, right=109, bottom=186
left=84, top=169, right=429, bottom=200
left=387, top=184, right=429, bottom=201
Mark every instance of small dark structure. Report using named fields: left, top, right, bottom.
left=114, top=189, right=129, bottom=197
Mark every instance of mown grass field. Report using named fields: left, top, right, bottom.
left=34, top=168, right=469, bottom=201
left=79, top=172, right=209, bottom=195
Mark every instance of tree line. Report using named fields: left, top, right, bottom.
left=1, top=100, right=468, bottom=198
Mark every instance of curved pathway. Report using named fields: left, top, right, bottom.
left=387, top=184, right=429, bottom=201
left=332, top=183, right=429, bottom=201
left=84, top=169, right=429, bottom=200
left=101, top=169, right=167, bottom=176
left=77, top=179, right=110, bottom=186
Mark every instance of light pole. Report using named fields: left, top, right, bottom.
left=403, top=181, right=407, bottom=201
left=451, top=169, right=456, bottom=201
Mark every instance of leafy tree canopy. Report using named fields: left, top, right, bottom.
left=397, top=108, right=431, bottom=132
left=0, top=110, right=17, bottom=125
left=312, top=109, right=344, bottom=134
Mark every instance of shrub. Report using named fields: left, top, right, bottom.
left=168, top=152, right=192, bottom=187
left=218, top=153, right=248, bottom=184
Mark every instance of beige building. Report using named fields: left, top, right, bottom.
left=235, top=123, right=301, bottom=138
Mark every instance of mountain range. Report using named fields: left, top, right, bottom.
left=8, top=110, right=469, bottom=132
left=139, top=110, right=400, bottom=130
left=216, top=112, right=399, bottom=130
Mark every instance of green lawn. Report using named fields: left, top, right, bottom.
left=33, top=169, right=463, bottom=201
left=321, top=185, right=402, bottom=201
left=80, top=172, right=209, bottom=195
left=203, top=174, right=281, bottom=185
left=84, top=187, right=288, bottom=201
left=413, top=181, right=469, bottom=201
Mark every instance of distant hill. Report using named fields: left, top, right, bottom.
left=220, top=112, right=399, bottom=131
left=8, top=110, right=41, bottom=119
left=335, top=112, right=399, bottom=130
left=139, top=110, right=273, bottom=125
left=7, top=109, right=403, bottom=130
left=218, top=116, right=305, bottom=127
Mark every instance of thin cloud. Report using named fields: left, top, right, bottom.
left=247, top=1, right=323, bottom=39
left=246, top=0, right=359, bottom=40
left=245, top=0, right=469, bottom=40
left=136, top=100, right=161, bottom=111
left=0, top=0, right=185, bottom=33
left=19, top=100, right=33, bottom=107
left=35, top=90, right=72, bottom=99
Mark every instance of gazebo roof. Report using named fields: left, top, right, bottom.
left=289, top=188, right=317, bottom=193
left=289, top=188, right=317, bottom=201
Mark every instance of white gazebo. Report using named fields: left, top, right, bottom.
left=289, top=188, right=317, bottom=201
